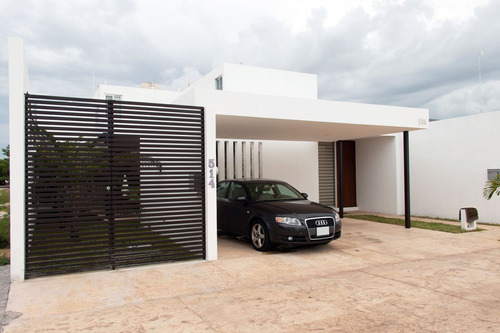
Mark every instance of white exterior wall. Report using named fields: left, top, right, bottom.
left=262, top=141, right=319, bottom=202
left=215, top=140, right=319, bottom=201
left=356, top=135, right=405, bottom=215
left=410, top=112, right=500, bottom=223
left=94, top=84, right=180, bottom=103
left=183, top=64, right=318, bottom=99
left=8, top=37, right=29, bottom=282
left=222, top=64, right=317, bottom=99
left=173, top=87, right=196, bottom=106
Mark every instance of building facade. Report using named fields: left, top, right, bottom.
left=95, top=63, right=429, bottom=213
left=11, top=37, right=432, bottom=280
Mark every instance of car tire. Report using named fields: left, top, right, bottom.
left=250, top=221, right=272, bottom=252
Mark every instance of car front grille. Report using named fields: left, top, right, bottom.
left=305, top=217, right=335, bottom=240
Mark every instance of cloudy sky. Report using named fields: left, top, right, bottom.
left=1, top=0, right=499, bottom=149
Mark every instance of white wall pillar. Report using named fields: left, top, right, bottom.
left=394, top=133, right=405, bottom=216
left=204, top=106, right=217, bottom=260
left=8, top=37, right=29, bottom=282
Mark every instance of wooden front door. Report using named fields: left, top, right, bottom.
left=337, top=141, right=357, bottom=207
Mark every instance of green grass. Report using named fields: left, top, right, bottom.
left=0, top=189, right=9, bottom=263
left=347, top=214, right=483, bottom=233
left=0, top=254, right=9, bottom=266
left=0, top=214, right=9, bottom=248
left=413, top=215, right=459, bottom=223
left=0, top=190, right=9, bottom=205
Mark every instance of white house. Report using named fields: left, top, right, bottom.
left=95, top=63, right=429, bottom=214
left=96, top=64, right=500, bottom=224
left=11, top=37, right=436, bottom=281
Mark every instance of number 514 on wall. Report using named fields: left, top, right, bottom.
left=208, top=159, right=216, bottom=188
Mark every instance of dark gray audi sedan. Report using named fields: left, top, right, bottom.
left=217, top=179, right=341, bottom=251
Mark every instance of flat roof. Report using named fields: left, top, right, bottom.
left=191, top=89, right=429, bottom=141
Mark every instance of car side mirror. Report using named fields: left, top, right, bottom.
left=301, top=193, right=308, bottom=199
left=235, top=196, right=248, bottom=204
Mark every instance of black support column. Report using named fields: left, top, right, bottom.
left=403, top=131, right=411, bottom=228
left=338, top=141, right=344, bottom=218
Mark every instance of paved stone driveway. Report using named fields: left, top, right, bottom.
left=3, top=218, right=500, bottom=332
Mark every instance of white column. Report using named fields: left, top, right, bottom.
left=8, top=37, right=29, bottom=282
left=204, top=107, right=217, bottom=260
left=394, top=133, right=405, bottom=216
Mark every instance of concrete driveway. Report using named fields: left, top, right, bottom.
left=3, top=218, right=500, bottom=332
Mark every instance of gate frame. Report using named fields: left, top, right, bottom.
left=8, top=38, right=217, bottom=281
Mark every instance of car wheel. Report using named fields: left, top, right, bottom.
left=250, top=221, right=272, bottom=251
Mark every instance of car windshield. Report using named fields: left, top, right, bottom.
left=247, top=182, right=305, bottom=202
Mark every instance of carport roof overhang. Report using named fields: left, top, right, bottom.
left=216, top=115, right=424, bottom=142
left=192, top=89, right=429, bottom=141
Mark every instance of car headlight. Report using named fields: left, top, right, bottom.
left=329, top=208, right=341, bottom=223
left=275, top=217, right=301, bottom=226
left=335, top=212, right=341, bottom=223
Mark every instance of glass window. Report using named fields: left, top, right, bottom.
left=217, top=181, right=230, bottom=198
left=105, top=94, right=122, bottom=100
left=251, top=182, right=304, bottom=202
left=275, top=184, right=301, bottom=198
left=228, top=183, right=246, bottom=200
left=215, top=76, right=223, bottom=90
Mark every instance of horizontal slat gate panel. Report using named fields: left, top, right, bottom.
left=318, top=142, right=335, bottom=206
left=25, top=94, right=205, bottom=278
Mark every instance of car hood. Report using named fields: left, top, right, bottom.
left=255, top=200, right=334, bottom=215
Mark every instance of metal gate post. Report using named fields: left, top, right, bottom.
left=404, top=131, right=411, bottom=228
left=107, top=100, right=116, bottom=269
left=338, top=141, right=344, bottom=218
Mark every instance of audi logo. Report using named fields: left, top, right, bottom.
left=315, top=220, right=328, bottom=226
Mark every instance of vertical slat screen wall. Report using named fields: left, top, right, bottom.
left=25, top=94, right=205, bottom=278
left=216, top=140, right=262, bottom=180
left=318, top=142, right=336, bottom=206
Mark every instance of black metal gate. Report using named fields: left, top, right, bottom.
left=25, top=94, right=205, bottom=278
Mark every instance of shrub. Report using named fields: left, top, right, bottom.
left=0, top=190, right=9, bottom=205
left=0, top=254, right=9, bottom=266
left=0, top=214, right=9, bottom=248
left=484, top=174, right=500, bottom=200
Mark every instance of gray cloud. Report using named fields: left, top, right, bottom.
left=206, top=0, right=499, bottom=120
left=1, top=0, right=499, bottom=150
